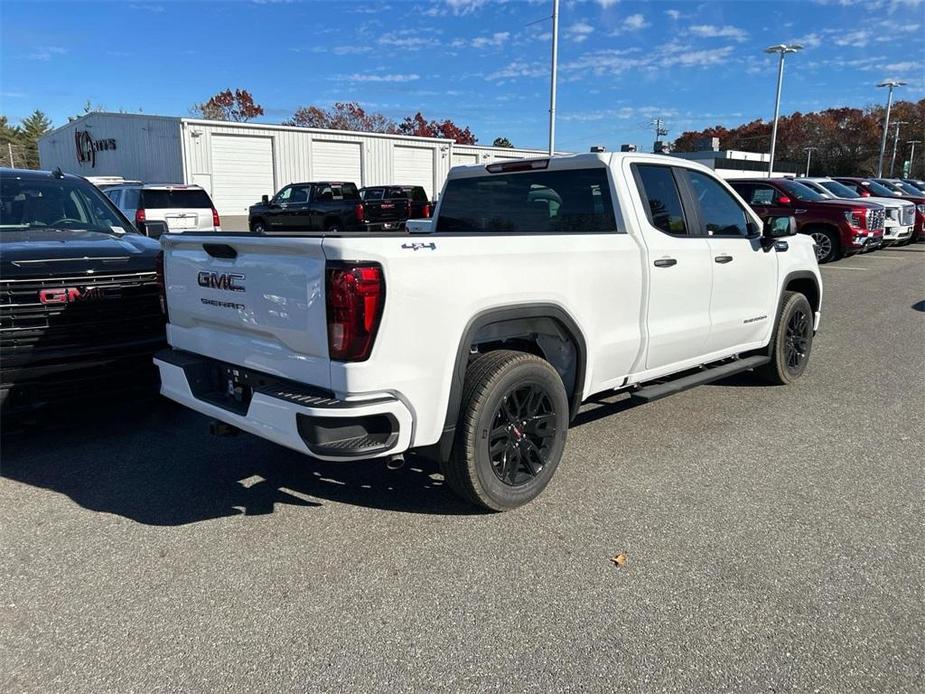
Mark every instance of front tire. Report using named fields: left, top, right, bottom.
left=441, top=350, right=569, bottom=511
left=808, top=228, right=840, bottom=264
left=758, top=291, right=814, bottom=385
left=251, top=219, right=266, bottom=233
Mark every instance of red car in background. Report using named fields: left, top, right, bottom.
left=729, top=178, right=885, bottom=263
left=834, top=177, right=925, bottom=243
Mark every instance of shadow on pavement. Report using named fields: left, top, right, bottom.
left=0, top=397, right=478, bottom=526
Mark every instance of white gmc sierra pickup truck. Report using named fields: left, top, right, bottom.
left=154, top=153, right=822, bottom=510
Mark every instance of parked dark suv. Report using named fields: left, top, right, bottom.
left=729, top=178, right=885, bottom=263
left=359, top=185, right=431, bottom=230
left=0, top=168, right=165, bottom=412
left=249, top=181, right=364, bottom=233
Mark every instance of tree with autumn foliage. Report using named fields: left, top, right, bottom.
left=398, top=112, right=477, bottom=144
left=673, top=99, right=925, bottom=177
left=284, top=102, right=398, bottom=133
left=193, top=89, right=264, bottom=122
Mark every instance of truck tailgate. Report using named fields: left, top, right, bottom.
left=161, top=234, right=332, bottom=388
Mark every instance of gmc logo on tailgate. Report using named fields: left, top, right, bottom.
left=197, top=271, right=245, bottom=292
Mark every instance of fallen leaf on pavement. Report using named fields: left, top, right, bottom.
left=610, top=553, right=627, bottom=567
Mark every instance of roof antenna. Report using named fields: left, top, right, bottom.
left=52, top=167, right=65, bottom=179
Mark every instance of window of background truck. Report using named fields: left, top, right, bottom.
left=859, top=180, right=901, bottom=197
left=735, top=184, right=775, bottom=206
left=142, top=189, right=214, bottom=208
left=818, top=180, right=862, bottom=199
left=121, top=187, right=140, bottom=210
left=106, top=189, right=122, bottom=207
left=364, top=188, right=384, bottom=201
left=633, top=164, right=688, bottom=235
left=435, top=168, right=617, bottom=233
left=273, top=186, right=293, bottom=204
left=778, top=180, right=825, bottom=202
left=412, top=187, right=428, bottom=202
left=388, top=188, right=409, bottom=199
left=289, top=185, right=310, bottom=203
left=687, top=170, right=750, bottom=237
left=341, top=183, right=360, bottom=200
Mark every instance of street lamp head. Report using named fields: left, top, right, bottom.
left=765, top=43, right=803, bottom=54
left=877, top=80, right=908, bottom=88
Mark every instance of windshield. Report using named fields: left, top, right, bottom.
left=892, top=181, right=923, bottom=196
left=818, top=180, right=861, bottom=199
left=0, top=175, right=135, bottom=233
left=863, top=180, right=902, bottom=197
left=777, top=180, right=825, bottom=202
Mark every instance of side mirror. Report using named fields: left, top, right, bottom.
left=261, top=194, right=270, bottom=205
left=763, top=215, right=797, bottom=240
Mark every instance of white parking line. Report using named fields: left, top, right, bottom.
left=856, top=255, right=907, bottom=260
left=821, top=266, right=868, bottom=271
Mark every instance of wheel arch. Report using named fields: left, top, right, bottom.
left=782, top=270, right=821, bottom=315
left=428, top=304, right=588, bottom=463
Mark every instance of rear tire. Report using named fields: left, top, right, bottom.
left=808, top=228, right=840, bottom=264
left=441, top=350, right=569, bottom=511
left=758, top=291, right=814, bottom=385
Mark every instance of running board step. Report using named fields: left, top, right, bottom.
left=630, top=355, right=770, bottom=404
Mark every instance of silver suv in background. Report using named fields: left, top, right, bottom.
left=802, top=177, right=914, bottom=246
left=105, top=183, right=221, bottom=236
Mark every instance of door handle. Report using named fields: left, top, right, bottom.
left=653, top=258, right=677, bottom=268
left=714, top=255, right=733, bottom=264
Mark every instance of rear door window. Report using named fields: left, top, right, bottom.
left=435, top=168, right=617, bottom=233
left=142, top=188, right=213, bottom=209
left=363, top=188, right=384, bottom=201
left=633, top=164, right=688, bottom=235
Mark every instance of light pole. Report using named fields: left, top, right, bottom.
left=876, top=80, right=906, bottom=177
left=908, top=140, right=922, bottom=178
left=803, top=146, right=817, bottom=176
left=889, top=121, right=908, bottom=177
left=548, top=0, right=560, bottom=156
left=764, top=43, right=803, bottom=178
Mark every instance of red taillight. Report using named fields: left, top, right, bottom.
left=212, top=207, right=221, bottom=228
left=776, top=196, right=791, bottom=205
left=354, top=203, right=365, bottom=223
left=155, top=250, right=168, bottom=319
left=326, top=263, right=384, bottom=361
left=422, top=203, right=431, bottom=218
left=859, top=190, right=870, bottom=197
left=135, top=208, right=146, bottom=226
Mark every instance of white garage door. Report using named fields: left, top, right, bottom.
left=211, top=135, right=275, bottom=217
left=394, top=145, right=435, bottom=199
left=313, top=141, right=362, bottom=184
left=452, top=152, right=479, bottom=168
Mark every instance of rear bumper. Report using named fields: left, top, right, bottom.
left=154, top=349, right=413, bottom=461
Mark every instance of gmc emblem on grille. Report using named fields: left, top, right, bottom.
left=197, top=271, right=245, bottom=292
left=39, top=286, right=115, bottom=305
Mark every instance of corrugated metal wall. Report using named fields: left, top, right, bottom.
left=181, top=120, right=454, bottom=204
left=38, top=113, right=183, bottom=182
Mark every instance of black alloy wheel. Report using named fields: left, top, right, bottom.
left=784, top=307, right=811, bottom=373
left=488, top=383, right=557, bottom=487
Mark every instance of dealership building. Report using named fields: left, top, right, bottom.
left=38, top=112, right=556, bottom=220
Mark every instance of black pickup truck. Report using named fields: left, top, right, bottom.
left=248, top=181, right=365, bottom=233
left=359, top=185, right=431, bottom=230
left=0, top=168, right=166, bottom=412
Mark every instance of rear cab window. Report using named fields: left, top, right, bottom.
left=142, top=188, right=214, bottom=209
left=436, top=167, right=617, bottom=233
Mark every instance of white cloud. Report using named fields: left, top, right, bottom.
left=27, top=46, right=67, bottom=61
left=833, top=29, right=871, bottom=46
left=472, top=31, right=510, bottom=49
left=882, top=60, right=921, bottom=72
left=446, top=0, right=488, bottom=15
left=689, top=24, right=748, bottom=42
left=130, top=3, right=164, bottom=11
left=377, top=32, right=439, bottom=50
left=596, top=0, right=619, bottom=8
left=661, top=46, right=735, bottom=67
left=344, top=73, right=421, bottom=83
left=486, top=60, right=549, bottom=81
left=565, top=21, right=595, bottom=42
left=665, top=9, right=682, bottom=20
left=622, top=13, right=649, bottom=30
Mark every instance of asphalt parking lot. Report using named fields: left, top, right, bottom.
left=2, top=245, right=923, bottom=693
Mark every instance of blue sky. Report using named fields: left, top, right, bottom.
left=1, top=0, right=922, bottom=150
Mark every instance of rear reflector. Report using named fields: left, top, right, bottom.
left=326, top=263, right=384, bottom=361
left=486, top=159, right=549, bottom=173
